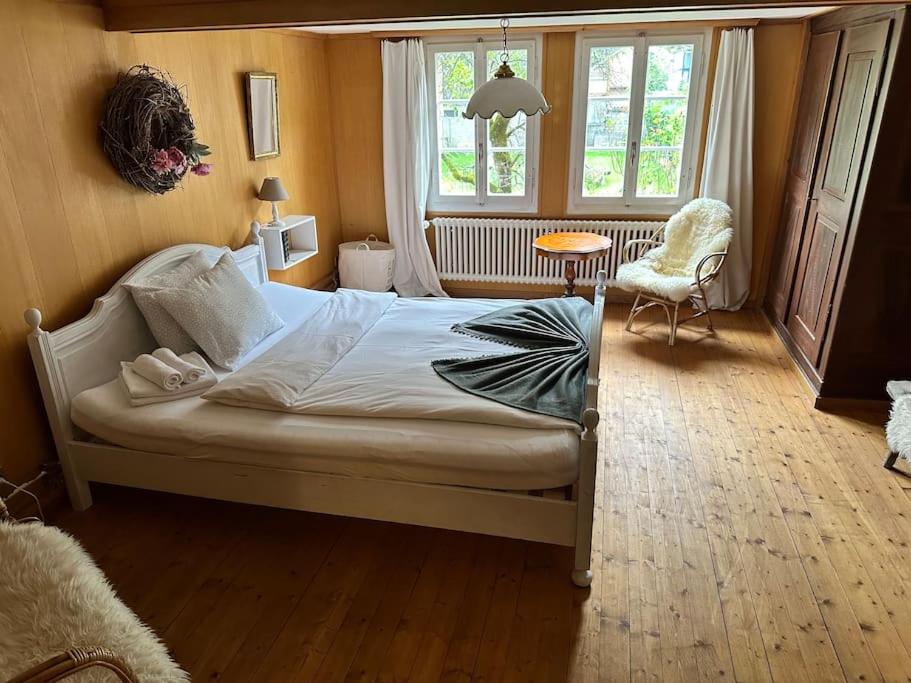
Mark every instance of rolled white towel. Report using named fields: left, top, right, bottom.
left=152, top=347, right=206, bottom=383
left=131, top=354, right=182, bottom=391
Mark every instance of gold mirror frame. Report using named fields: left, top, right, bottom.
left=245, top=72, right=280, bottom=160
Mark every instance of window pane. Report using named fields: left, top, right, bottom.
left=487, top=47, right=528, bottom=80
left=435, top=51, right=476, bottom=196
left=637, top=44, right=693, bottom=197
left=484, top=49, right=529, bottom=196
left=583, top=46, right=634, bottom=197
left=487, top=112, right=527, bottom=195
left=440, top=151, right=477, bottom=195
left=488, top=149, right=526, bottom=195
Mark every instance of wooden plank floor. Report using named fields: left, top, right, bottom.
left=56, top=305, right=911, bottom=682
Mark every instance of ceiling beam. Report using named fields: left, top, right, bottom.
left=102, top=0, right=873, bottom=32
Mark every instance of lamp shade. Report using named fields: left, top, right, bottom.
left=462, top=65, right=551, bottom=120
left=258, top=176, right=289, bottom=202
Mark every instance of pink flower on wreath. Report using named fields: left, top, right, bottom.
left=166, top=146, right=187, bottom=174
left=191, top=163, right=212, bottom=176
left=150, top=149, right=171, bottom=175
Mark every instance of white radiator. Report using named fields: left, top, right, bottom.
left=431, top=217, right=665, bottom=286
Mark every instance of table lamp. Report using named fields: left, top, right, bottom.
left=258, top=177, right=289, bottom=227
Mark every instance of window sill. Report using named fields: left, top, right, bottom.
left=565, top=199, right=689, bottom=217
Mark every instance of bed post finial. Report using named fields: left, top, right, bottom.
left=24, top=308, right=43, bottom=335
left=582, top=407, right=599, bottom=439
left=250, top=221, right=262, bottom=245
left=596, top=270, right=606, bottom=289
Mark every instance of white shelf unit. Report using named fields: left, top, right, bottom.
left=258, top=215, right=319, bottom=271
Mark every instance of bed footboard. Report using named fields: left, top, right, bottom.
left=571, top=271, right=607, bottom=587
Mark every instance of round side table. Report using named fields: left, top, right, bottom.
left=533, top=232, right=613, bottom=297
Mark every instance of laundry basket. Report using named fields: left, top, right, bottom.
left=338, top=235, right=396, bottom=292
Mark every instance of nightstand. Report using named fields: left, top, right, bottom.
left=256, top=215, right=318, bottom=270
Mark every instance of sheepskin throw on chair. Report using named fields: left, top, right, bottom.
left=615, top=198, right=733, bottom=302
left=0, top=520, right=188, bottom=681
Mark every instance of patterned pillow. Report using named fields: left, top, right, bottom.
left=150, top=252, right=285, bottom=370
left=124, top=250, right=216, bottom=354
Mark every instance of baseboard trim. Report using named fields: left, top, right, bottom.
left=813, top=396, right=891, bottom=412
left=765, top=310, right=823, bottom=394
left=764, top=311, right=891, bottom=412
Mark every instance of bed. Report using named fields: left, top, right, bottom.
left=24, top=230, right=606, bottom=586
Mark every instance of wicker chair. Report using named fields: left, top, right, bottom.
left=0, top=495, right=178, bottom=683
left=615, top=198, right=733, bottom=346
left=7, top=648, right=137, bottom=683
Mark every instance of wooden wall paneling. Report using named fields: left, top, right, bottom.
left=21, top=1, right=119, bottom=300
left=280, top=35, right=344, bottom=284
left=326, top=37, right=387, bottom=243
left=538, top=32, right=575, bottom=217
left=0, top=147, right=54, bottom=483
left=0, top=3, right=87, bottom=329
left=750, top=22, right=808, bottom=305
left=0, top=0, right=343, bottom=481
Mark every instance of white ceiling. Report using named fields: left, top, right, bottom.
left=299, top=6, right=833, bottom=34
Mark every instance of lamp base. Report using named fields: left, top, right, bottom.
left=267, top=219, right=286, bottom=228
left=269, top=200, right=285, bottom=228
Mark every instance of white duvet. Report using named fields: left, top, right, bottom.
left=203, top=289, right=577, bottom=431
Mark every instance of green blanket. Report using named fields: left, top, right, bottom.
left=431, top=298, right=593, bottom=424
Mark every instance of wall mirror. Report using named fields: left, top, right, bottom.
left=245, top=72, right=280, bottom=160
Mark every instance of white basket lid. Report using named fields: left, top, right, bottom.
left=339, top=234, right=394, bottom=251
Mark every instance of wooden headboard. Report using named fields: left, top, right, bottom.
left=24, top=236, right=269, bottom=456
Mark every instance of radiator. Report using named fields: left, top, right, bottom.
left=431, top=217, right=665, bottom=286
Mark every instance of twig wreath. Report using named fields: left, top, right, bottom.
left=100, top=65, right=212, bottom=195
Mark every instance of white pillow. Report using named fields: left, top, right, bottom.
left=125, top=250, right=215, bottom=354
left=151, top=252, right=284, bottom=370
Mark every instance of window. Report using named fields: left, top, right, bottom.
left=426, top=37, right=542, bottom=213
left=568, top=33, right=707, bottom=214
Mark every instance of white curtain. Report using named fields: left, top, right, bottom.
left=700, top=28, right=754, bottom=311
left=382, top=39, right=447, bottom=298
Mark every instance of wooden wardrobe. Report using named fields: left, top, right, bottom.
left=765, top=4, right=911, bottom=406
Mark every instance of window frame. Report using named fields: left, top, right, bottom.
left=425, top=35, right=543, bottom=214
left=567, top=30, right=709, bottom=215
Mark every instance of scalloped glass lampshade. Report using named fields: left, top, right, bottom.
left=462, top=65, right=551, bottom=120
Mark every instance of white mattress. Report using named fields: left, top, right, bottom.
left=70, top=283, right=580, bottom=491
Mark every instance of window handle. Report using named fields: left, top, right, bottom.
left=630, top=141, right=638, bottom=168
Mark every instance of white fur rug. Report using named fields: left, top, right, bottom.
left=887, top=381, right=911, bottom=459
left=0, top=521, right=187, bottom=682
left=615, top=197, right=733, bottom=302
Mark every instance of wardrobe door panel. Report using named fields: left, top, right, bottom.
left=793, top=212, right=838, bottom=335
left=767, top=31, right=839, bottom=323
left=787, top=19, right=890, bottom=364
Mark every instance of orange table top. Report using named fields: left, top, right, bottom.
left=533, top=232, right=612, bottom=255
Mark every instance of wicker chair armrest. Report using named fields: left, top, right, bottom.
left=694, top=251, right=728, bottom=286
left=622, top=239, right=664, bottom=264
left=7, top=647, right=138, bottom=683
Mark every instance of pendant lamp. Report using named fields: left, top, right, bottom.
left=462, top=18, right=551, bottom=120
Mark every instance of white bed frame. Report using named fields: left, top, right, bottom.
left=24, top=232, right=606, bottom=587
